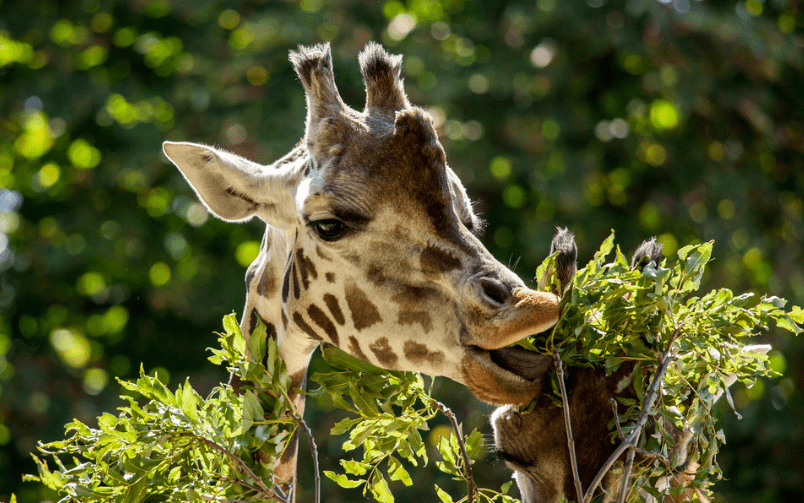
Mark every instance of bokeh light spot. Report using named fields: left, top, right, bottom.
left=489, top=156, right=511, bottom=180
left=51, top=329, right=92, bottom=368
left=67, top=139, right=102, bottom=169
left=83, top=368, right=109, bottom=395
left=149, top=262, right=171, bottom=286
left=649, top=100, right=679, bottom=130
left=236, top=240, right=261, bottom=268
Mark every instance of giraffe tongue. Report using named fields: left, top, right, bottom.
left=487, top=347, right=553, bottom=381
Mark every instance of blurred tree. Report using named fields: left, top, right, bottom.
left=1, top=0, right=801, bottom=501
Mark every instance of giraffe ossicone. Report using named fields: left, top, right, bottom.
left=163, top=41, right=562, bottom=489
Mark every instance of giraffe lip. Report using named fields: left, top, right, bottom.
left=467, top=345, right=552, bottom=382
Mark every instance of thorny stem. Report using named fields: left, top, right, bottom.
left=553, top=350, right=584, bottom=503
left=582, top=329, right=680, bottom=503
left=432, top=399, right=477, bottom=503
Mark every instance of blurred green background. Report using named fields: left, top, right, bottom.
left=1, top=0, right=802, bottom=501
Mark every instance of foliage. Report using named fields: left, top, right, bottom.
left=26, top=313, right=516, bottom=503
left=310, top=346, right=514, bottom=503
left=524, top=233, right=802, bottom=501
left=26, top=314, right=298, bottom=502
left=2, top=0, right=803, bottom=501
left=25, top=235, right=802, bottom=503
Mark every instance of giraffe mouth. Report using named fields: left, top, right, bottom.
left=485, top=346, right=552, bottom=381
left=461, top=345, right=553, bottom=405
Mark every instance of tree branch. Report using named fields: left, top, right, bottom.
left=616, top=448, right=636, bottom=503
left=291, top=412, right=320, bottom=503
left=610, top=399, right=672, bottom=465
left=553, top=350, right=584, bottom=503
left=432, top=399, right=477, bottom=503
left=583, top=329, right=680, bottom=503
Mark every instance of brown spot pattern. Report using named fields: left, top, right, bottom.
left=307, top=304, right=339, bottom=345
left=295, top=248, right=318, bottom=289
left=282, top=263, right=291, bottom=302
left=292, top=312, right=323, bottom=342
left=292, top=262, right=301, bottom=299
left=245, top=263, right=257, bottom=287
left=345, top=282, right=382, bottom=330
left=348, top=336, right=370, bottom=362
left=324, top=294, right=345, bottom=325
left=316, top=245, right=332, bottom=261
left=403, top=340, right=444, bottom=366
left=257, top=269, right=276, bottom=298
left=420, top=246, right=461, bottom=275
left=392, top=287, right=434, bottom=332
left=369, top=337, right=398, bottom=368
left=325, top=272, right=336, bottom=283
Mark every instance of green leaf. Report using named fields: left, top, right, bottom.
left=222, top=312, right=240, bottom=337
left=465, top=429, right=484, bottom=460
left=387, top=456, right=413, bottom=486
left=369, top=471, right=395, bottom=503
left=593, top=231, right=615, bottom=265
left=632, top=364, right=645, bottom=400
left=179, top=379, right=199, bottom=423
left=241, top=391, right=263, bottom=433
left=340, top=459, right=370, bottom=476
left=435, top=484, right=454, bottom=503
left=322, top=344, right=386, bottom=374
left=324, top=470, right=364, bottom=489
left=332, top=417, right=362, bottom=436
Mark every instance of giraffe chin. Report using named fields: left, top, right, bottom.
left=461, top=346, right=554, bottom=405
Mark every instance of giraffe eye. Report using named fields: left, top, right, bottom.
left=309, top=219, right=348, bottom=241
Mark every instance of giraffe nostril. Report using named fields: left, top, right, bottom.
left=478, top=278, right=511, bottom=307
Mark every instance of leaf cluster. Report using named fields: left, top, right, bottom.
left=309, top=345, right=513, bottom=503
left=528, top=233, right=803, bottom=501
left=26, top=314, right=297, bottom=503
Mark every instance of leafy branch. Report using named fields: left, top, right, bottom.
left=526, top=233, right=802, bottom=502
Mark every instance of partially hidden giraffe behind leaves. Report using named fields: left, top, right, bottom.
left=491, top=238, right=772, bottom=503
left=163, top=43, right=564, bottom=496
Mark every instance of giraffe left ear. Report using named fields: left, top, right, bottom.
left=163, top=141, right=300, bottom=227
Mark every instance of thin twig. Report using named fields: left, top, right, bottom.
left=583, top=329, right=680, bottom=503
left=432, top=399, right=477, bottom=503
left=291, top=411, right=320, bottom=503
left=617, top=448, right=636, bottom=503
left=553, top=350, right=584, bottom=503
left=609, top=399, right=672, bottom=465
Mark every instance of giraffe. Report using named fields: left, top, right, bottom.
left=163, top=43, right=564, bottom=497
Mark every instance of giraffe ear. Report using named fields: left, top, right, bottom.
left=163, top=141, right=299, bottom=227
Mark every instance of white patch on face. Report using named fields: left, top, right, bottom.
left=295, top=177, right=313, bottom=216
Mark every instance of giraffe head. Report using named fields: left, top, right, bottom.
left=163, top=43, right=560, bottom=405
